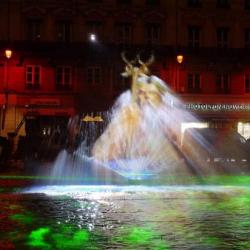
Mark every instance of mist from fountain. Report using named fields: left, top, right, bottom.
left=48, top=54, right=247, bottom=183
left=50, top=78, right=205, bottom=183
left=94, top=71, right=227, bottom=179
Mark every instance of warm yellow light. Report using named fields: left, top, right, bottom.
left=82, top=115, right=103, bottom=122
left=5, top=49, right=12, bottom=59
left=176, top=54, right=184, bottom=64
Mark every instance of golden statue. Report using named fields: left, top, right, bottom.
left=92, top=53, right=172, bottom=163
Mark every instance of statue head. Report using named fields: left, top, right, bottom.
left=121, top=52, right=154, bottom=79
left=136, top=75, right=167, bottom=107
left=121, top=52, right=168, bottom=108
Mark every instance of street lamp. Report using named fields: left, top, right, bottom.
left=176, top=54, right=184, bottom=64
left=2, top=49, right=13, bottom=129
left=176, top=54, right=184, bottom=92
left=88, top=33, right=97, bottom=43
left=5, top=49, right=12, bottom=59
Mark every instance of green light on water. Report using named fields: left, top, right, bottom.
left=233, top=194, right=250, bottom=206
left=52, top=226, right=89, bottom=249
left=114, top=226, right=170, bottom=249
left=73, top=230, right=89, bottom=242
left=1, top=174, right=250, bottom=185
left=127, top=227, right=153, bottom=244
left=202, top=236, right=221, bottom=247
left=27, top=225, right=90, bottom=250
left=28, top=227, right=51, bottom=249
left=10, top=213, right=34, bottom=225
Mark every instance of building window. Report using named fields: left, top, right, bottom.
left=188, top=26, right=200, bottom=48
left=117, top=0, right=132, bottom=4
left=145, top=23, right=161, bottom=44
left=217, top=0, right=230, bottom=8
left=87, top=67, right=101, bottom=85
left=216, top=73, right=230, bottom=93
left=245, top=74, right=250, bottom=93
left=116, top=23, right=133, bottom=44
left=187, top=0, right=202, bottom=7
left=56, top=21, right=71, bottom=42
left=56, top=66, right=72, bottom=90
left=245, top=0, right=250, bottom=10
left=245, top=28, right=250, bottom=48
left=217, top=27, right=229, bottom=48
left=27, top=19, right=41, bottom=41
left=145, top=0, right=160, bottom=5
left=26, top=65, right=41, bottom=89
left=187, top=73, right=201, bottom=93
left=86, top=21, right=103, bottom=40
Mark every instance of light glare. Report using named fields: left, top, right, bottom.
left=89, top=33, right=97, bottom=42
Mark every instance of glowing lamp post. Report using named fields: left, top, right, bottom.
left=176, top=54, right=184, bottom=92
left=5, top=49, right=12, bottom=59
left=2, top=49, right=13, bottom=129
left=89, top=33, right=97, bottom=43
left=176, top=54, right=184, bottom=64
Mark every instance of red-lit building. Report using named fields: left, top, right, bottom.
left=1, top=0, right=250, bottom=146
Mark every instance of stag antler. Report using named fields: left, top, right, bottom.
left=121, top=52, right=136, bottom=67
left=121, top=51, right=131, bottom=65
left=136, top=53, right=154, bottom=75
left=137, top=53, right=154, bottom=66
left=121, top=52, right=155, bottom=102
left=121, top=52, right=137, bottom=77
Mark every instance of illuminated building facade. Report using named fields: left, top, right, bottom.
left=1, top=0, right=250, bottom=144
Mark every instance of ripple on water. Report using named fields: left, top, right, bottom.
left=0, top=185, right=249, bottom=249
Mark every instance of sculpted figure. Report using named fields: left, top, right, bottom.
left=91, top=53, right=176, bottom=166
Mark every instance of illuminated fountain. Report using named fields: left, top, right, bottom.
left=50, top=53, right=248, bottom=183
left=91, top=53, right=192, bottom=179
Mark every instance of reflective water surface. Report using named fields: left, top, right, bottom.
left=1, top=183, right=250, bottom=250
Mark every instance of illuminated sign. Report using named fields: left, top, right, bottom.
left=185, top=103, right=250, bottom=112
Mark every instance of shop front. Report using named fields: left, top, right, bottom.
left=179, top=98, right=250, bottom=169
left=0, top=94, right=76, bottom=161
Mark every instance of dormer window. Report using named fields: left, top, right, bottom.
left=217, top=27, right=229, bottom=48
left=56, top=20, right=71, bottom=42
left=27, top=19, right=42, bottom=41
left=145, top=23, right=161, bottom=44
left=116, top=22, right=133, bottom=44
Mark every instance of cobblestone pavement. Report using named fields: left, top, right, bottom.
left=1, top=177, right=250, bottom=250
